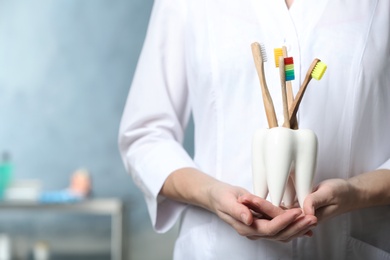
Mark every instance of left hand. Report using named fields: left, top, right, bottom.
left=238, top=194, right=317, bottom=242
left=303, top=178, right=355, bottom=222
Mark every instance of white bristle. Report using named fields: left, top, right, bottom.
left=260, top=43, right=268, bottom=62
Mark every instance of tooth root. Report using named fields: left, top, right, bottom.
left=282, top=174, right=296, bottom=208
left=294, top=129, right=318, bottom=207
left=265, top=128, right=294, bottom=206
left=252, top=129, right=268, bottom=198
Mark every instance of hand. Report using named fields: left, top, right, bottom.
left=206, top=182, right=317, bottom=242
left=161, top=167, right=317, bottom=241
left=303, top=178, right=355, bottom=222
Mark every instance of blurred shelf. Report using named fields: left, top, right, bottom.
left=27, top=252, right=111, bottom=260
left=0, top=198, right=127, bottom=260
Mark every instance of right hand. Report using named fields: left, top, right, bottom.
left=206, top=182, right=317, bottom=242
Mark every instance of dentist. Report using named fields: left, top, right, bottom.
left=119, top=0, right=390, bottom=259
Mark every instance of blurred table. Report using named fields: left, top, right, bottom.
left=0, top=198, right=126, bottom=260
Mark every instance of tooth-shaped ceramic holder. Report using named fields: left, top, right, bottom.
left=252, top=127, right=318, bottom=208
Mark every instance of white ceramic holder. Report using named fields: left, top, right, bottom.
left=252, top=127, right=318, bottom=208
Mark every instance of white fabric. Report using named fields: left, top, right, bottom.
left=119, top=0, right=390, bottom=259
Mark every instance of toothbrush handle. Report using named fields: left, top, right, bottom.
left=282, top=46, right=296, bottom=129
left=279, top=57, right=291, bottom=128
left=251, top=43, right=278, bottom=128
left=289, top=59, right=320, bottom=127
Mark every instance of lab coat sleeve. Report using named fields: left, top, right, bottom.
left=118, top=0, right=195, bottom=233
left=377, top=158, right=390, bottom=171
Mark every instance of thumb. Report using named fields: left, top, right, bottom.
left=232, top=203, right=254, bottom=226
left=303, top=187, right=331, bottom=216
left=303, top=194, right=316, bottom=215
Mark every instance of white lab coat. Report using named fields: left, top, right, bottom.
left=119, top=0, right=390, bottom=259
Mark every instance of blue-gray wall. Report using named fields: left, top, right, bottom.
left=0, top=0, right=193, bottom=258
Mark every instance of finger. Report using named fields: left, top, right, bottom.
left=288, top=214, right=317, bottom=237
left=238, top=194, right=286, bottom=219
left=251, top=209, right=303, bottom=237
left=268, top=213, right=317, bottom=241
left=304, top=230, right=314, bottom=237
left=303, top=187, right=333, bottom=216
left=280, top=224, right=316, bottom=242
left=314, top=204, right=338, bottom=222
left=303, top=195, right=316, bottom=215
left=219, top=206, right=302, bottom=238
left=218, top=199, right=254, bottom=226
left=245, top=213, right=317, bottom=241
left=247, top=225, right=315, bottom=242
left=247, top=229, right=314, bottom=242
left=218, top=211, right=264, bottom=237
left=266, top=219, right=312, bottom=241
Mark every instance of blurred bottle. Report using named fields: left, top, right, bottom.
left=0, top=234, right=11, bottom=260
left=33, top=241, right=50, bottom=260
left=0, top=152, right=13, bottom=200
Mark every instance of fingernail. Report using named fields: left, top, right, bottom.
left=241, top=213, right=249, bottom=225
left=293, top=210, right=302, bottom=218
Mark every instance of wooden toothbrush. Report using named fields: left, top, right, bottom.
left=251, top=42, right=278, bottom=128
left=278, top=56, right=291, bottom=128
left=274, top=47, right=295, bottom=128
left=289, top=58, right=327, bottom=129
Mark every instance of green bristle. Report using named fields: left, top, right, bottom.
left=284, top=57, right=295, bottom=81
left=285, top=70, right=295, bottom=81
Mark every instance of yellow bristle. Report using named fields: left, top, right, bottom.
left=311, top=61, right=327, bottom=80
left=274, top=48, right=283, bottom=67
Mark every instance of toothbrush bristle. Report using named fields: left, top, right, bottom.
left=260, top=43, right=268, bottom=62
left=274, top=48, right=283, bottom=67
left=284, top=57, right=295, bottom=81
left=311, top=61, right=327, bottom=80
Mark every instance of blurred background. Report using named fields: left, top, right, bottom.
left=0, top=0, right=194, bottom=259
